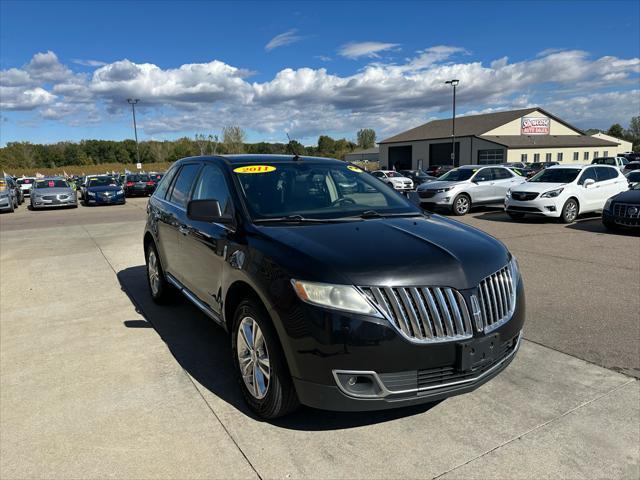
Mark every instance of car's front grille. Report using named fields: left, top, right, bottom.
left=477, top=265, right=516, bottom=333
left=42, top=195, right=56, bottom=200
left=418, top=190, right=437, bottom=198
left=511, top=191, right=538, bottom=201
left=612, top=202, right=640, bottom=219
left=360, top=286, right=473, bottom=343
left=506, top=206, right=542, bottom=212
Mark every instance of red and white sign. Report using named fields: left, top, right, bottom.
left=521, top=117, right=550, bottom=135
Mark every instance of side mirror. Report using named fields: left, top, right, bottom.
left=583, top=178, right=596, bottom=188
left=187, top=199, right=232, bottom=224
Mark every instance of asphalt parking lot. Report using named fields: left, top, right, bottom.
left=1, top=197, right=638, bottom=479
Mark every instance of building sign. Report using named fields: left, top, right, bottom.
left=521, top=117, right=550, bottom=135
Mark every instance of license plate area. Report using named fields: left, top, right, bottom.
left=457, top=333, right=500, bottom=372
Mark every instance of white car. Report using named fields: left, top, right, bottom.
left=505, top=164, right=628, bottom=223
left=371, top=170, right=414, bottom=191
left=416, top=165, right=526, bottom=215
left=16, top=177, right=35, bottom=197
left=591, top=156, right=628, bottom=171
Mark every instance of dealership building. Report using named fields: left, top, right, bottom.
left=378, top=107, right=631, bottom=170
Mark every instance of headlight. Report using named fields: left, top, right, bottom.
left=604, top=198, right=612, bottom=211
left=87, top=191, right=96, bottom=197
left=540, top=187, right=563, bottom=198
left=506, top=189, right=512, bottom=198
left=431, top=187, right=453, bottom=193
left=117, top=188, right=124, bottom=194
left=509, top=255, right=521, bottom=286
left=291, top=280, right=381, bottom=316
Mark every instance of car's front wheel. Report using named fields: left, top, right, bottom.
left=451, top=194, right=471, bottom=216
left=232, top=298, right=298, bottom=419
left=145, top=242, right=173, bottom=304
left=560, top=198, right=579, bottom=223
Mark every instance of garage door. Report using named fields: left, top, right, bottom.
left=477, top=149, right=505, bottom=165
left=429, top=142, right=460, bottom=166
left=389, top=146, right=412, bottom=170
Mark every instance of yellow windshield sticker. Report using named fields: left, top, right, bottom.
left=233, top=165, right=276, bottom=174
left=347, top=165, right=363, bottom=173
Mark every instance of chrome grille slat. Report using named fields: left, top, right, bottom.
left=385, top=287, right=412, bottom=336
left=455, top=290, right=473, bottom=333
left=445, top=289, right=464, bottom=335
left=398, top=288, right=424, bottom=339
left=423, top=288, right=445, bottom=338
left=477, top=265, right=517, bottom=334
left=434, top=287, right=455, bottom=336
left=409, top=288, right=434, bottom=338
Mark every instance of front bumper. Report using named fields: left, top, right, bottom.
left=86, top=193, right=125, bottom=205
left=603, top=208, right=640, bottom=227
left=32, top=197, right=77, bottom=208
left=0, top=197, right=11, bottom=210
left=505, top=197, right=561, bottom=217
left=273, top=278, right=525, bottom=412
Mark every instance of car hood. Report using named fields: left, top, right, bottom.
left=611, top=188, right=640, bottom=204
left=417, top=180, right=466, bottom=191
left=255, top=215, right=509, bottom=290
left=509, top=182, right=566, bottom=193
left=388, top=176, right=411, bottom=182
left=32, top=188, right=74, bottom=195
left=87, top=185, right=121, bottom=193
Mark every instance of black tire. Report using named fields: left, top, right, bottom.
left=8, top=200, right=14, bottom=213
left=232, top=298, right=299, bottom=419
left=145, top=241, right=174, bottom=304
left=560, top=198, right=579, bottom=223
left=451, top=194, right=471, bottom=216
left=507, top=211, right=525, bottom=220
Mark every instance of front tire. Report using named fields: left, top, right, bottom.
left=451, top=194, right=471, bottom=216
left=560, top=198, right=579, bottom=223
left=232, top=299, right=298, bottom=419
left=145, top=242, right=173, bottom=304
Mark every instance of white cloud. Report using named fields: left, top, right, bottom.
left=338, top=41, right=401, bottom=59
left=0, top=86, right=55, bottom=110
left=265, top=29, right=304, bottom=51
left=71, top=59, right=107, bottom=67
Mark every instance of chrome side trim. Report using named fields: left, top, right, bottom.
left=166, top=273, right=224, bottom=326
left=332, top=332, right=522, bottom=399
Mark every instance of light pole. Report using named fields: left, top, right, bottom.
left=127, top=98, right=141, bottom=165
left=445, top=79, right=459, bottom=166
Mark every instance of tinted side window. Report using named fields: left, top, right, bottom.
left=595, top=166, right=617, bottom=181
left=192, top=165, right=232, bottom=215
left=168, top=164, right=201, bottom=208
left=578, top=168, right=597, bottom=184
left=154, top=166, right=178, bottom=200
left=493, top=168, right=513, bottom=179
left=474, top=168, right=494, bottom=182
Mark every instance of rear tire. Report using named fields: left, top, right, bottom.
left=451, top=194, right=471, bottom=216
left=507, top=211, right=525, bottom=220
left=232, top=298, right=299, bottom=419
left=145, top=242, right=174, bottom=304
left=560, top=198, right=579, bottom=223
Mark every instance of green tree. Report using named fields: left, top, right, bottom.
left=627, top=116, right=640, bottom=150
left=606, top=123, right=625, bottom=139
left=317, top=135, right=336, bottom=154
left=222, top=126, right=246, bottom=154
left=356, top=128, right=376, bottom=149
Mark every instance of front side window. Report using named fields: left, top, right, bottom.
left=154, top=166, right=178, bottom=200
left=192, top=165, right=232, bottom=215
left=473, top=168, right=495, bottom=182
left=595, top=166, right=617, bottom=181
left=234, top=162, right=419, bottom=220
left=492, top=168, right=513, bottom=180
left=168, top=164, right=201, bottom=208
left=578, top=168, right=598, bottom=185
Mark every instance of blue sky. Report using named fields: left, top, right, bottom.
left=1, top=0, right=639, bottom=146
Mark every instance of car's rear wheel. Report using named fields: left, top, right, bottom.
left=507, top=211, right=525, bottom=220
left=232, top=298, right=298, bottom=419
left=452, top=194, right=471, bottom=216
left=145, top=242, right=173, bottom=304
left=560, top=198, right=578, bottom=223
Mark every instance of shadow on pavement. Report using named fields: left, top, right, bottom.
left=117, top=265, right=440, bottom=430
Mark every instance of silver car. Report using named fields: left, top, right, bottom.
left=416, top=165, right=526, bottom=215
left=30, top=177, right=78, bottom=210
left=0, top=177, right=19, bottom=213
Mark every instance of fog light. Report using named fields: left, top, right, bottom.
left=333, top=371, right=385, bottom=398
left=545, top=206, right=556, bottom=212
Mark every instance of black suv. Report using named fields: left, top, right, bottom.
left=144, top=155, right=525, bottom=418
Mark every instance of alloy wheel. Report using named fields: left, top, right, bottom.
left=565, top=201, right=577, bottom=222
left=455, top=196, right=469, bottom=214
left=147, top=249, right=160, bottom=296
left=236, top=316, right=271, bottom=399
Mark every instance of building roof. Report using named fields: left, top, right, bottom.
left=379, top=107, right=583, bottom=144
left=481, top=135, right=618, bottom=149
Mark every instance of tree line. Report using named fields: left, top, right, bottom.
left=0, top=127, right=377, bottom=170
left=585, top=116, right=640, bottom=151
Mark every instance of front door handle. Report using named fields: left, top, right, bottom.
left=178, top=225, right=189, bottom=235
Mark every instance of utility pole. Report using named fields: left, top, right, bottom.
left=127, top=98, right=141, bottom=164
left=445, top=80, right=459, bottom=166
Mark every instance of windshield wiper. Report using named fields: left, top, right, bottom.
left=254, top=215, right=349, bottom=224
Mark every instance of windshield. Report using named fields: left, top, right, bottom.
left=17, top=178, right=33, bottom=185
left=385, top=171, right=402, bottom=178
left=35, top=179, right=69, bottom=189
left=627, top=171, right=640, bottom=181
left=88, top=177, right=119, bottom=187
left=593, top=158, right=615, bottom=165
left=438, top=168, right=475, bottom=182
left=529, top=168, right=580, bottom=183
left=234, top=162, right=419, bottom=220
